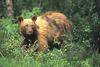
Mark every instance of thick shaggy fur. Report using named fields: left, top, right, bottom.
left=18, top=11, right=72, bottom=51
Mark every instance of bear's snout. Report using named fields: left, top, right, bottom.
left=26, top=27, right=34, bottom=35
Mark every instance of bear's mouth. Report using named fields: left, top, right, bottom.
left=26, top=31, right=33, bottom=35
left=26, top=28, right=37, bottom=35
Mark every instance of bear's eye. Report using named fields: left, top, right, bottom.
left=24, top=24, right=28, bottom=28
left=31, top=25, right=34, bottom=27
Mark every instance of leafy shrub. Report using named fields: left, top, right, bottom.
left=21, top=7, right=41, bottom=18
left=0, top=18, right=22, bottom=57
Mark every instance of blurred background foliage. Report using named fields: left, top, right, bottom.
left=0, top=0, right=100, bottom=67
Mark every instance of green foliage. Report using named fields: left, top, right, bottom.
left=0, top=49, right=95, bottom=67
left=0, top=18, right=22, bottom=57
left=0, top=0, right=100, bottom=67
left=21, top=7, right=41, bottom=18
left=0, top=18, right=99, bottom=67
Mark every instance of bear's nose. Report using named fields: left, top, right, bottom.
left=29, top=30, right=33, bottom=33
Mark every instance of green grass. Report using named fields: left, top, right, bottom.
left=0, top=49, right=97, bottom=67
left=0, top=17, right=100, bottom=67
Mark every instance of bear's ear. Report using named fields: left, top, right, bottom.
left=32, top=16, right=37, bottom=21
left=17, top=17, right=23, bottom=22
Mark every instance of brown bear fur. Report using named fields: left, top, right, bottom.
left=18, top=11, right=72, bottom=51
left=17, top=16, right=38, bottom=49
left=43, top=11, right=72, bottom=33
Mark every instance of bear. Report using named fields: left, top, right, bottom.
left=17, top=11, right=72, bottom=52
left=17, top=16, right=38, bottom=49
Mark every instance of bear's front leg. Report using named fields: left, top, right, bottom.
left=36, top=34, right=48, bottom=52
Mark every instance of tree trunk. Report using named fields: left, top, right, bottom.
left=6, top=0, right=13, bottom=18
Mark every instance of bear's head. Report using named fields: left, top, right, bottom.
left=17, top=16, right=38, bottom=36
